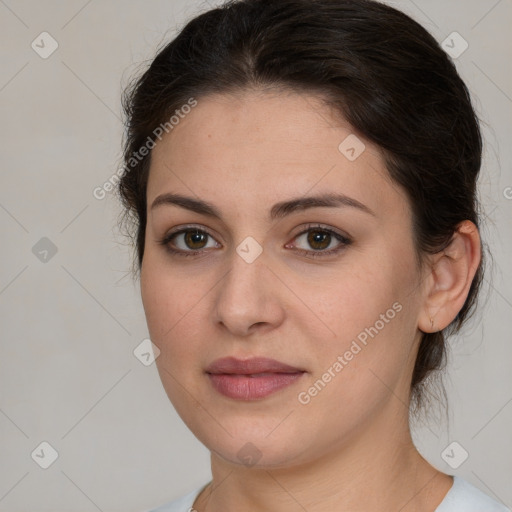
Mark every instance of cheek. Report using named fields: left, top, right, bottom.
left=307, top=264, right=396, bottom=342
left=305, top=248, right=418, bottom=382
left=141, top=249, right=193, bottom=334
left=140, top=252, right=212, bottom=373
left=297, top=288, right=412, bottom=436
left=140, top=257, right=208, bottom=420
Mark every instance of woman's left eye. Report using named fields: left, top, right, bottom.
left=287, top=225, right=352, bottom=259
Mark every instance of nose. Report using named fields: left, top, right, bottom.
left=212, top=248, right=286, bottom=338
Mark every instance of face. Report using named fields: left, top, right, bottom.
left=141, top=89, right=427, bottom=469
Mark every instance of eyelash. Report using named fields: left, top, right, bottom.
left=158, top=223, right=352, bottom=260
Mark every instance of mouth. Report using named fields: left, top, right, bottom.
left=205, top=357, right=306, bottom=400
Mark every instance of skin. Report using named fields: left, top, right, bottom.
left=140, top=88, right=481, bottom=511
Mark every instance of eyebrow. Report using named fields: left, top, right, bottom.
left=150, top=192, right=375, bottom=220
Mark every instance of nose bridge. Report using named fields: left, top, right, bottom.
left=213, top=241, right=283, bottom=335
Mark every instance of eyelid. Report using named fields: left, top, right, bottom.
left=290, top=223, right=352, bottom=243
left=160, top=224, right=221, bottom=252
left=159, top=222, right=352, bottom=258
left=164, top=223, right=218, bottom=239
left=162, top=223, right=351, bottom=242
left=286, top=223, right=352, bottom=258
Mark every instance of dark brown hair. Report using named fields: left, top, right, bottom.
left=118, top=0, right=484, bottom=416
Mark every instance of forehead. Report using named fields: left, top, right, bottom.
left=147, top=89, right=407, bottom=219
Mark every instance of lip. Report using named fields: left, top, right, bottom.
left=206, top=356, right=304, bottom=375
left=205, top=357, right=306, bottom=400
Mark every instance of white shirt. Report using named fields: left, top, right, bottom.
left=145, top=475, right=511, bottom=511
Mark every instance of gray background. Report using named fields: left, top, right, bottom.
left=0, top=0, right=511, bottom=511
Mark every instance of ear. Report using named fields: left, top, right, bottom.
left=418, top=220, right=481, bottom=333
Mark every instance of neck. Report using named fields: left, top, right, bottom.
left=194, top=403, right=452, bottom=512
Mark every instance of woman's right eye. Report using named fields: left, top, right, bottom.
left=159, top=227, right=220, bottom=257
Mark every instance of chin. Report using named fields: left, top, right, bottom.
left=186, top=414, right=315, bottom=469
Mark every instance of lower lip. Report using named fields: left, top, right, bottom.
left=207, top=372, right=304, bottom=400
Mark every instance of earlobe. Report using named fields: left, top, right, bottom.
left=419, top=221, right=481, bottom=333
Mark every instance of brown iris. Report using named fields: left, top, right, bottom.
left=307, top=229, right=331, bottom=251
left=185, top=230, right=208, bottom=250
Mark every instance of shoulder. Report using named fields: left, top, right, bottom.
left=436, top=476, right=511, bottom=512
left=143, top=483, right=208, bottom=512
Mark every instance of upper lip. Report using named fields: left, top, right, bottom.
left=205, top=357, right=305, bottom=375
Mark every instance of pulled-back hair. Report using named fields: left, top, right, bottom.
left=118, top=0, right=484, bottom=416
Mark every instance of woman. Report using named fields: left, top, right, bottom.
left=118, top=0, right=509, bottom=510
